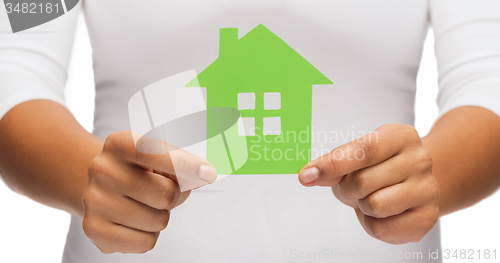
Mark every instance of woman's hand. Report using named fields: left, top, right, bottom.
left=82, top=131, right=217, bottom=254
left=299, top=124, right=440, bottom=244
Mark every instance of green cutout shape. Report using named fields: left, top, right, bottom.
left=187, top=24, right=332, bottom=175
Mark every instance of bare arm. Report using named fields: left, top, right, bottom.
left=0, top=100, right=103, bottom=217
left=423, top=106, right=500, bottom=216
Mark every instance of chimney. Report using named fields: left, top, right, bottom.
left=219, top=28, right=238, bottom=57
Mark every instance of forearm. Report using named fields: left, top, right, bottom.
left=422, top=106, right=500, bottom=216
left=0, top=100, right=103, bottom=218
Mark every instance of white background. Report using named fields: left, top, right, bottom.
left=0, top=14, right=499, bottom=263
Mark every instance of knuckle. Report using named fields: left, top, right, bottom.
left=153, top=210, right=171, bottom=231
left=336, top=185, right=353, bottom=201
left=140, top=233, right=159, bottom=253
left=411, top=207, right=439, bottom=243
left=104, top=132, right=121, bottom=151
left=163, top=183, right=177, bottom=209
left=351, top=172, right=370, bottom=198
left=82, top=187, right=95, bottom=210
left=363, top=194, right=386, bottom=218
left=386, top=124, right=419, bottom=144
left=153, top=178, right=177, bottom=209
left=82, top=185, right=104, bottom=212
left=339, top=172, right=370, bottom=200
left=104, top=131, right=134, bottom=154
left=88, top=157, right=116, bottom=183
left=404, top=125, right=421, bottom=143
left=427, top=205, right=440, bottom=228
left=433, top=181, right=440, bottom=200
left=370, top=220, right=390, bottom=240
left=88, top=156, right=106, bottom=175
left=414, top=149, right=433, bottom=171
left=82, top=216, right=100, bottom=239
left=97, top=247, right=115, bottom=255
left=353, top=139, right=375, bottom=164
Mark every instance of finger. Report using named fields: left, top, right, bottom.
left=357, top=174, right=439, bottom=218
left=90, top=158, right=183, bottom=210
left=111, top=197, right=171, bottom=233
left=106, top=131, right=218, bottom=191
left=299, top=124, right=420, bottom=186
left=122, top=167, right=183, bottom=210
left=360, top=204, right=439, bottom=244
left=85, top=187, right=171, bottom=232
left=104, top=131, right=174, bottom=173
left=83, top=216, right=160, bottom=254
left=133, top=132, right=217, bottom=187
left=166, top=144, right=218, bottom=191
left=335, top=154, right=410, bottom=201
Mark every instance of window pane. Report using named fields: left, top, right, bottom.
left=238, top=117, right=255, bottom=136
left=264, top=92, right=281, bottom=110
left=237, top=92, right=255, bottom=110
left=263, top=117, right=281, bottom=135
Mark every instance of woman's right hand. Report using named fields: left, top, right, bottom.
left=82, top=131, right=217, bottom=254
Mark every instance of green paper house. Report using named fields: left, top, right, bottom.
left=187, top=24, right=332, bottom=175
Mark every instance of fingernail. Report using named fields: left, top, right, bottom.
left=199, top=165, right=217, bottom=182
left=300, top=167, right=319, bottom=184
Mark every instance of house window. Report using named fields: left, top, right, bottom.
left=237, top=92, right=255, bottom=110
left=237, top=92, right=282, bottom=136
left=238, top=117, right=255, bottom=136
left=264, top=92, right=281, bottom=110
left=263, top=117, right=281, bottom=135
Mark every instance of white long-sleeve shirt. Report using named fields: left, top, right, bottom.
left=1, top=1, right=500, bottom=262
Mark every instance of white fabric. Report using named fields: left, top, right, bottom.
left=1, top=0, right=500, bottom=262
left=430, top=0, right=500, bottom=118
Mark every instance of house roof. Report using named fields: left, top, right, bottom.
left=186, top=24, right=332, bottom=89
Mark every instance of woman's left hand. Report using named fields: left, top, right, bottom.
left=299, top=124, right=440, bottom=244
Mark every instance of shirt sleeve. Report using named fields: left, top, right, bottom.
left=430, top=0, right=500, bottom=119
left=0, top=3, right=80, bottom=120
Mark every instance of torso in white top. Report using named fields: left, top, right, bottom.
left=2, top=0, right=500, bottom=262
